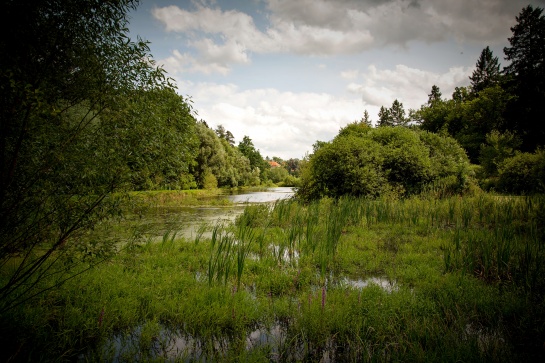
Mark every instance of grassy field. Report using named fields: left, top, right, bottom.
left=1, top=193, right=544, bottom=362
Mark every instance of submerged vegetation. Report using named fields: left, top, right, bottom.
left=1, top=194, right=544, bottom=361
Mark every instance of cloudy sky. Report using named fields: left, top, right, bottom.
left=128, top=0, right=544, bottom=159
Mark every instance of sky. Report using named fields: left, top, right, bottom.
left=127, top=0, right=545, bottom=160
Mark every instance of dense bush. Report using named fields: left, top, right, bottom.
left=496, top=149, right=545, bottom=194
left=268, top=166, right=289, bottom=184
left=296, top=126, right=472, bottom=201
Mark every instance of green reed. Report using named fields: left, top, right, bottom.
left=194, top=222, right=209, bottom=245
left=235, top=223, right=255, bottom=290
left=442, top=195, right=545, bottom=293
left=303, top=200, right=321, bottom=255
left=208, top=225, right=235, bottom=286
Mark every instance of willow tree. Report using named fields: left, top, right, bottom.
left=0, top=0, right=177, bottom=312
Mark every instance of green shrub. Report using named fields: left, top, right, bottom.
left=279, top=175, right=301, bottom=187
left=497, top=149, right=545, bottom=194
left=202, top=170, right=218, bottom=190
left=297, top=127, right=472, bottom=201
left=268, top=166, right=289, bottom=183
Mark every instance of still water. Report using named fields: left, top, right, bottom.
left=225, top=186, right=294, bottom=204
left=93, top=187, right=295, bottom=244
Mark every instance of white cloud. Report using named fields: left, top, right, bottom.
left=145, top=1, right=534, bottom=157
left=348, top=63, right=472, bottom=111
left=267, top=0, right=527, bottom=45
left=341, top=69, right=360, bottom=80
left=175, top=81, right=363, bottom=158
left=169, top=61, right=473, bottom=157
left=161, top=49, right=233, bottom=75
left=151, top=0, right=535, bottom=74
left=191, top=38, right=249, bottom=65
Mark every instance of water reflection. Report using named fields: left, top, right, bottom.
left=91, top=187, right=295, bottom=243
left=226, top=187, right=294, bottom=204
left=340, top=276, right=398, bottom=293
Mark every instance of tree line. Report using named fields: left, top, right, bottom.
left=300, top=4, right=545, bottom=199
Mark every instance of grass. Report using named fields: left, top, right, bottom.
left=1, top=193, right=544, bottom=362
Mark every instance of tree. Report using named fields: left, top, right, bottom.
left=428, top=85, right=442, bottom=105
left=0, top=0, right=174, bottom=312
left=469, top=46, right=501, bottom=94
left=225, top=130, right=235, bottom=146
left=479, top=130, right=521, bottom=178
left=456, top=85, right=512, bottom=162
left=378, top=106, right=392, bottom=127
left=123, top=89, right=198, bottom=190
left=503, top=5, right=545, bottom=151
left=378, top=100, right=407, bottom=127
left=390, top=99, right=407, bottom=126
left=193, top=123, right=255, bottom=188
left=238, top=136, right=269, bottom=181
left=361, top=110, right=373, bottom=127
left=285, top=158, right=302, bottom=177
left=215, top=125, right=227, bottom=139
left=504, top=6, right=545, bottom=79
left=215, top=124, right=235, bottom=146
left=337, top=121, right=372, bottom=139
left=415, top=85, right=448, bottom=131
left=312, top=140, right=328, bottom=153
left=268, top=166, right=289, bottom=184
left=452, top=86, right=470, bottom=103
left=497, top=149, right=545, bottom=194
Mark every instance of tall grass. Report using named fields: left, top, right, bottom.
left=207, top=222, right=256, bottom=289
left=2, top=193, right=544, bottom=362
left=208, top=225, right=234, bottom=286
left=441, top=195, right=545, bottom=294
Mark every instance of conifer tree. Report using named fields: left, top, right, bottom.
left=469, top=46, right=501, bottom=93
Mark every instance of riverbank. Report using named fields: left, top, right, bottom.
left=1, top=193, right=544, bottom=361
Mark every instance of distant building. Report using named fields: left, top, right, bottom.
left=269, top=161, right=281, bottom=168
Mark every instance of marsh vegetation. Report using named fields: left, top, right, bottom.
left=2, top=193, right=544, bottom=362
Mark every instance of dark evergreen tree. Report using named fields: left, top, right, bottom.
left=427, top=85, right=442, bottom=105
left=378, top=106, right=392, bottom=127
left=503, top=5, right=545, bottom=151
left=390, top=99, right=407, bottom=126
left=361, top=110, right=372, bottom=127
left=470, top=46, right=501, bottom=94
left=378, top=100, right=408, bottom=127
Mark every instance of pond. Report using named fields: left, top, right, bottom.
left=90, top=187, right=295, bottom=244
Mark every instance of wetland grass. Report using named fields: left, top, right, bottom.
left=1, top=193, right=544, bottom=361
